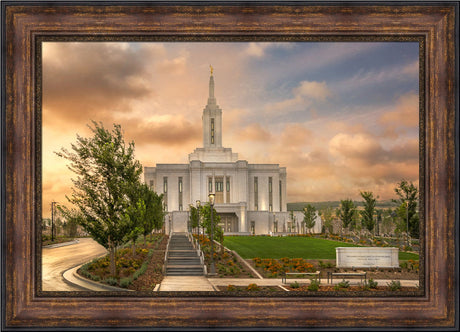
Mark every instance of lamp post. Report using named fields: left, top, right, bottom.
left=188, top=205, right=191, bottom=233
left=169, top=214, right=172, bottom=235
left=196, top=200, right=201, bottom=238
left=406, top=201, right=409, bottom=248
left=208, top=193, right=216, bottom=275
left=51, top=201, right=57, bottom=242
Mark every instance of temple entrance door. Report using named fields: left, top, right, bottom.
left=215, top=177, right=224, bottom=203
left=218, top=213, right=238, bottom=233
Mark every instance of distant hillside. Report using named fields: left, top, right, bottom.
left=287, top=200, right=398, bottom=211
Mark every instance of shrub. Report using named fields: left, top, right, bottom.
left=120, top=278, right=131, bottom=288
left=104, top=277, right=118, bottom=286
left=368, top=278, right=378, bottom=289
left=307, top=279, right=320, bottom=291
left=388, top=280, right=402, bottom=291
left=362, top=281, right=370, bottom=291
left=247, top=283, right=260, bottom=291
left=227, top=284, right=236, bottom=292
left=91, top=275, right=101, bottom=282
left=290, top=281, right=300, bottom=289
left=362, top=278, right=378, bottom=291
left=337, top=279, right=350, bottom=288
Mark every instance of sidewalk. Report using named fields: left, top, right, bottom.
left=158, top=276, right=216, bottom=291
left=207, top=277, right=419, bottom=288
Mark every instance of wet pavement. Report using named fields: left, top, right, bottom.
left=42, top=237, right=107, bottom=291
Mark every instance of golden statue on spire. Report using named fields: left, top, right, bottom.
left=210, top=64, right=213, bottom=75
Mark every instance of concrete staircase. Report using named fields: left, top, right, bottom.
left=165, top=233, right=204, bottom=276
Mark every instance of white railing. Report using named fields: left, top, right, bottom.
left=187, top=231, right=206, bottom=272
left=163, top=233, right=172, bottom=274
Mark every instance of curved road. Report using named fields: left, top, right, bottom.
left=42, top=238, right=107, bottom=291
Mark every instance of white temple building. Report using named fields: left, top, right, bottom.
left=144, top=68, right=321, bottom=235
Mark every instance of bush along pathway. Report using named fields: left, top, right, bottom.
left=77, top=234, right=168, bottom=291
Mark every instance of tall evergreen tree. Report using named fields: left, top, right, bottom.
left=337, top=199, right=356, bottom=232
left=360, top=191, right=377, bottom=233
left=303, top=204, right=317, bottom=234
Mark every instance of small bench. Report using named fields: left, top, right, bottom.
left=282, top=271, right=321, bottom=284
left=327, top=271, right=367, bottom=284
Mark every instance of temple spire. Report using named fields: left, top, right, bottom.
left=202, top=66, right=222, bottom=148
left=208, top=65, right=216, bottom=104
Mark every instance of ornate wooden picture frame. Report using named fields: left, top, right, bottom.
left=2, top=1, right=457, bottom=329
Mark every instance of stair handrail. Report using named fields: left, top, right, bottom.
left=163, top=232, right=172, bottom=274
left=187, top=231, right=206, bottom=270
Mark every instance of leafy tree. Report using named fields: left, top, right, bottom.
left=124, top=199, right=145, bottom=255
left=392, top=180, right=419, bottom=238
left=381, top=208, right=396, bottom=236
left=320, top=206, right=334, bottom=234
left=360, top=191, right=377, bottom=233
left=56, top=205, right=82, bottom=238
left=189, top=205, right=199, bottom=234
left=303, top=204, right=317, bottom=234
left=63, top=218, right=79, bottom=238
left=200, top=203, right=223, bottom=244
left=395, top=202, right=410, bottom=235
left=135, top=183, right=165, bottom=244
left=337, top=199, right=356, bottom=232
left=56, top=121, right=143, bottom=276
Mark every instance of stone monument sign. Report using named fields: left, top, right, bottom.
left=336, top=247, right=399, bottom=268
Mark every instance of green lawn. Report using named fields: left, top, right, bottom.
left=223, top=236, right=419, bottom=260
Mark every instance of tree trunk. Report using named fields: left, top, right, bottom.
left=109, top=244, right=116, bottom=277
left=143, top=234, right=147, bottom=246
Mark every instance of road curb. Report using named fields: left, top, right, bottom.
left=62, top=263, right=133, bottom=292
left=43, top=239, right=80, bottom=249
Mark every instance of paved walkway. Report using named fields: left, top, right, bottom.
left=42, top=238, right=107, bottom=291
left=208, top=278, right=419, bottom=288
left=158, top=276, right=216, bottom=291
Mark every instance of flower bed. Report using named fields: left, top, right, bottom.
left=286, top=285, right=419, bottom=292
left=195, top=235, right=256, bottom=278
left=78, top=234, right=165, bottom=288
left=217, top=284, right=282, bottom=292
left=252, top=257, right=316, bottom=278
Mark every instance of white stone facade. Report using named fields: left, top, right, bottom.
left=144, top=70, right=321, bottom=235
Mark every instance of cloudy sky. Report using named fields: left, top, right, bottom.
left=42, top=42, right=419, bottom=217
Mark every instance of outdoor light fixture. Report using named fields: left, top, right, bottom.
left=196, top=200, right=201, bottom=236
left=208, top=193, right=215, bottom=206
left=208, top=193, right=216, bottom=275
